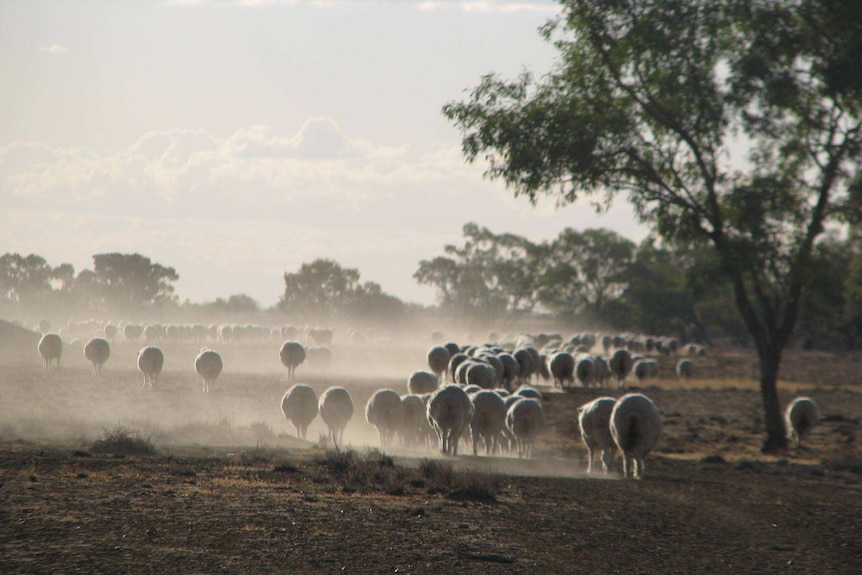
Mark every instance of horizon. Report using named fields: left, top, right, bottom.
left=1, top=1, right=650, bottom=308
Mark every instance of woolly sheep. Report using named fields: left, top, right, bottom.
left=608, top=348, right=633, bottom=389
left=447, top=353, right=470, bottom=384
left=306, top=347, right=333, bottom=370
left=785, top=397, right=820, bottom=447
left=470, top=390, right=508, bottom=456
left=83, top=337, right=111, bottom=376
left=676, top=359, right=695, bottom=381
left=513, top=348, right=536, bottom=384
left=407, top=370, right=439, bottom=395
left=137, top=346, right=164, bottom=389
left=103, top=324, right=118, bottom=341
left=466, top=361, right=496, bottom=389
left=281, top=384, right=318, bottom=440
left=427, top=384, right=474, bottom=456
left=497, top=352, right=521, bottom=391
left=633, top=359, right=660, bottom=382
left=575, top=355, right=595, bottom=388
left=37, top=333, right=63, bottom=371
left=318, top=386, right=354, bottom=447
left=506, top=397, right=546, bottom=459
left=124, top=324, right=143, bottom=341
left=194, top=348, right=223, bottom=393
left=515, top=385, right=543, bottom=403
left=578, top=397, right=617, bottom=474
left=549, top=352, right=575, bottom=389
left=279, top=341, right=306, bottom=381
left=365, top=389, right=404, bottom=450
left=400, top=394, right=434, bottom=449
left=427, top=345, right=451, bottom=381
left=610, top=393, right=662, bottom=479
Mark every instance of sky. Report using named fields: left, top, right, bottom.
left=0, top=0, right=649, bottom=308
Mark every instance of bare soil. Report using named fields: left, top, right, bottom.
left=1, top=338, right=861, bottom=574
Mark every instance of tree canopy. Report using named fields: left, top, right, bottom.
left=443, top=0, right=862, bottom=450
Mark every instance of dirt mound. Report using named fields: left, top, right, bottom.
left=0, top=319, right=40, bottom=358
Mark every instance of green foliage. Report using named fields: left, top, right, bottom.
left=444, top=0, right=862, bottom=449
left=279, top=258, right=407, bottom=326
left=89, top=253, right=179, bottom=311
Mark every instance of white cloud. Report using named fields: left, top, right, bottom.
left=38, top=44, right=69, bottom=54
left=167, top=0, right=558, bottom=13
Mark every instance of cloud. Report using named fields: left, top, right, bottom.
left=38, top=44, right=69, bottom=54
left=168, top=0, right=558, bottom=13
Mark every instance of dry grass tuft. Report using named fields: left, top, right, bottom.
left=91, top=427, right=155, bottom=456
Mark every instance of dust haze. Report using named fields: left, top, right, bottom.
left=0, top=313, right=594, bottom=479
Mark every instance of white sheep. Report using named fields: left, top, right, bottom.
left=470, top=390, right=508, bottom=456
left=194, top=348, right=223, bottom=393
left=281, top=384, right=318, bottom=440
left=506, top=397, right=546, bottom=458
left=608, top=348, right=633, bottom=389
left=575, top=354, right=595, bottom=388
left=37, top=333, right=63, bottom=372
left=427, top=345, right=451, bottom=382
left=279, top=340, right=306, bottom=381
left=610, top=393, right=662, bottom=479
left=549, top=351, right=575, bottom=388
left=632, top=358, right=659, bottom=382
left=427, top=384, right=474, bottom=456
left=318, top=386, right=354, bottom=447
left=137, top=346, right=164, bottom=389
left=83, top=337, right=111, bottom=376
left=365, top=389, right=404, bottom=450
left=578, top=397, right=617, bottom=474
left=785, top=396, right=820, bottom=447
left=400, top=394, right=434, bottom=449
left=676, top=359, right=694, bottom=381
left=465, top=361, right=496, bottom=389
left=407, top=370, right=439, bottom=395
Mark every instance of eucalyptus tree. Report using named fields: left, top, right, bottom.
left=443, top=0, right=862, bottom=450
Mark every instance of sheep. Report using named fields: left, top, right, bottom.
left=137, top=346, right=164, bottom=389
left=306, top=346, right=333, bottom=370
left=447, top=353, right=470, bottom=384
left=279, top=341, right=306, bottom=380
left=513, top=348, right=536, bottom=384
left=194, top=348, right=223, bottom=393
left=407, top=370, right=439, bottom=395
left=400, top=394, right=434, bottom=449
left=281, top=384, right=318, bottom=440
left=470, top=390, right=508, bottom=456
left=103, top=324, right=118, bottom=341
left=676, top=359, right=695, bottom=381
left=37, top=333, right=63, bottom=372
left=785, top=397, right=820, bottom=447
left=465, top=361, right=496, bottom=389
left=610, top=393, right=662, bottom=479
left=632, top=359, right=659, bottom=382
left=427, top=384, right=474, bottom=456
left=506, top=397, right=546, bottom=458
left=497, top=352, right=521, bottom=391
left=549, top=352, right=575, bottom=389
left=608, top=348, right=633, bottom=389
left=578, top=397, right=617, bottom=474
left=515, top=385, right=543, bottom=403
left=427, top=345, right=451, bottom=382
left=591, top=356, right=610, bottom=387
left=318, top=386, right=354, bottom=447
left=83, top=337, right=111, bottom=376
left=365, top=389, right=404, bottom=450
left=124, top=324, right=142, bottom=341
left=575, top=354, right=595, bottom=388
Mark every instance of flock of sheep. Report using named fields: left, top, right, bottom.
left=30, top=321, right=821, bottom=479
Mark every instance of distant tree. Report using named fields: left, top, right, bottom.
left=537, top=228, right=635, bottom=320
left=414, top=222, right=542, bottom=325
left=90, top=253, right=179, bottom=311
left=341, top=281, right=409, bottom=328
left=279, top=259, right=361, bottom=321
left=0, top=253, right=74, bottom=304
left=443, top=0, right=862, bottom=450
left=204, top=294, right=261, bottom=316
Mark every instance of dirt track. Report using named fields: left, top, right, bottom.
left=1, top=340, right=861, bottom=574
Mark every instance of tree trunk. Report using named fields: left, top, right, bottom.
left=759, top=349, right=788, bottom=452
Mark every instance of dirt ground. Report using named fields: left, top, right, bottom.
left=1, top=336, right=861, bottom=574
